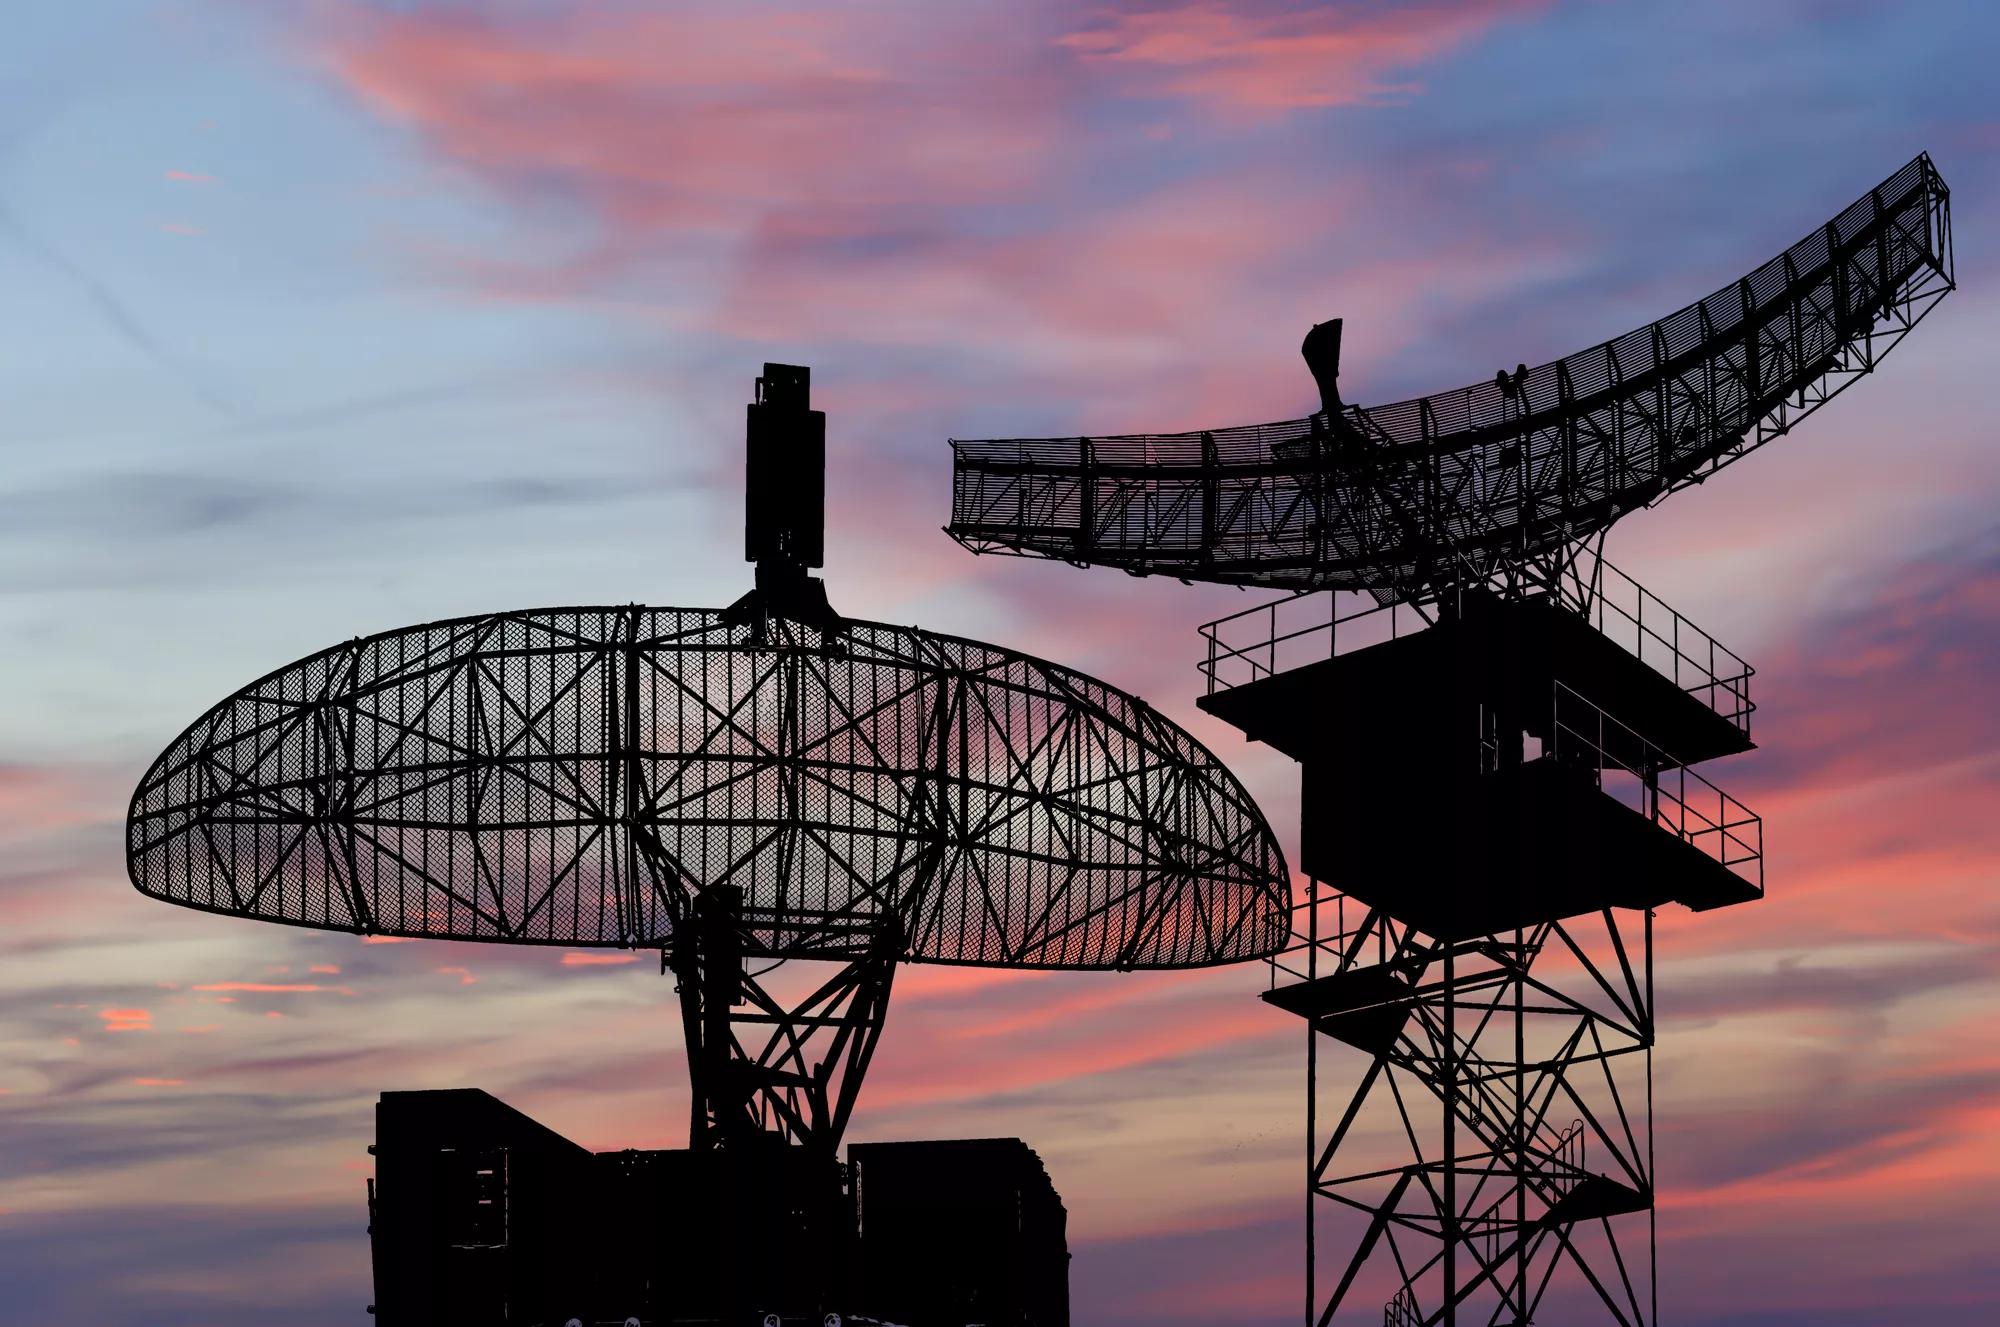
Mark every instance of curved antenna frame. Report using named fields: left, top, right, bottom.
left=126, top=606, right=1287, bottom=970
left=948, top=154, right=1954, bottom=606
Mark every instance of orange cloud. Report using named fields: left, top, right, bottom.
left=436, top=965, right=478, bottom=985
left=130, top=1077, right=185, bottom=1087
left=308, top=964, right=341, bottom=974
left=98, top=1008, right=153, bottom=1033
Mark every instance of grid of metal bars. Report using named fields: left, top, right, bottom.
left=1300, top=904, right=1660, bottom=1327
left=948, top=154, right=1953, bottom=598
left=126, top=605, right=1288, bottom=969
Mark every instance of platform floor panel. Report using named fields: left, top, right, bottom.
left=1544, top=1174, right=1652, bottom=1226
left=1199, top=592, right=1754, bottom=770
left=1298, top=759, right=1760, bottom=941
left=1261, top=963, right=1413, bottom=1019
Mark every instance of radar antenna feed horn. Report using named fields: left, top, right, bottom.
left=1301, top=317, right=1345, bottom=415
left=733, top=361, right=840, bottom=633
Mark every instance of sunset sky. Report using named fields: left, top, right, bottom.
left=2, top=2, right=1996, bottom=1323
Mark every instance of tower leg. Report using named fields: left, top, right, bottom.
left=1300, top=904, right=1655, bottom=1326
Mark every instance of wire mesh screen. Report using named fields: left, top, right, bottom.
left=949, top=153, right=1952, bottom=592
left=128, top=607, right=1289, bottom=968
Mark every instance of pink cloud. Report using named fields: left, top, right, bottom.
left=436, top=965, right=477, bottom=985
left=164, top=169, right=215, bottom=183
left=1662, top=1095, right=2000, bottom=1229
left=950, top=970, right=1190, bottom=1041
left=315, top=5, right=1069, bottom=244
left=0, top=762, right=118, bottom=836
left=191, top=982, right=346, bottom=993
left=560, top=951, right=639, bottom=967
left=130, top=1077, right=185, bottom=1087
left=308, top=964, right=341, bottom=974
left=867, top=984, right=1284, bottom=1110
left=1059, top=1, right=1547, bottom=115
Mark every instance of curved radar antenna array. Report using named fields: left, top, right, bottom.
left=948, top=153, right=1953, bottom=610
left=126, top=363, right=1289, bottom=1313
left=945, top=157, right=1953, bottom=1327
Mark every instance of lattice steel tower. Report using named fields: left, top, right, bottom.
left=946, top=155, right=1953, bottom=1325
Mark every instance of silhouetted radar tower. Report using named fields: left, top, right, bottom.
left=947, top=155, right=1953, bottom=1326
left=126, top=365, right=1289, bottom=1317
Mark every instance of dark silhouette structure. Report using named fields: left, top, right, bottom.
left=369, top=1090, right=1068, bottom=1326
left=949, top=155, right=1951, bottom=599
left=850, top=1139, right=1069, bottom=1326
left=126, top=365, right=1290, bottom=1321
left=946, top=156, right=1954, bottom=1325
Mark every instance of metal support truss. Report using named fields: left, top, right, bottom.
left=667, top=885, right=899, bottom=1318
left=673, top=885, right=899, bottom=1157
left=1281, top=883, right=1656, bottom=1327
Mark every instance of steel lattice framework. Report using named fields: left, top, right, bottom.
left=949, top=153, right=1952, bottom=602
left=939, top=156, right=1957, bottom=1327
left=1279, top=891, right=1663, bottom=1327
left=121, top=342, right=1291, bottom=1320
left=125, top=364, right=1290, bottom=1314
left=128, top=606, right=1286, bottom=969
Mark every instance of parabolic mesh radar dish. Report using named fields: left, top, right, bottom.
left=127, top=605, right=1287, bottom=969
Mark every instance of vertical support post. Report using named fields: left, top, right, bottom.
left=622, top=606, right=644, bottom=943
left=1201, top=430, right=1220, bottom=571
left=1739, top=278, right=1760, bottom=409
left=1306, top=874, right=1319, bottom=1327
left=1078, top=437, right=1096, bottom=557
left=1514, top=924, right=1527, bottom=1317
left=1647, top=906, right=1658, bottom=1327
left=1443, top=941, right=1458, bottom=1325
left=676, top=886, right=749, bottom=1151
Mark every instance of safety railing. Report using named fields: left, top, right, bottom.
left=1197, top=560, right=1755, bottom=745
left=1384, top=1286, right=1420, bottom=1327
left=1548, top=682, right=1764, bottom=893
left=1566, top=559, right=1755, bottom=738
left=1461, top=1119, right=1589, bottom=1266
left=1265, top=884, right=1392, bottom=989
left=1198, top=589, right=1434, bottom=694
left=1548, top=1119, right=1586, bottom=1198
